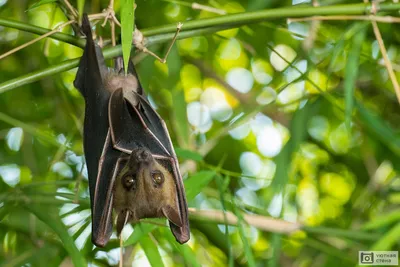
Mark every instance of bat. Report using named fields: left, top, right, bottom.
left=73, top=13, right=190, bottom=247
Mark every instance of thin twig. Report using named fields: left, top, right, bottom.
left=371, top=21, right=400, bottom=103
left=108, top=0, right=116, bottom=46
left=192, top=3, right=226, bottom=15
left=288, top=15, right=400, bottom=23
left=189, top=208, right=301, bottom=234
left=364, top=0, right=400, bottom=103
left=62, top=0, right=78, bottom=18
left=303, top=0, right=320, bottom=51
left=0, top=20, right=75, bottom=60
left=119, top=235, right=123, bottom=267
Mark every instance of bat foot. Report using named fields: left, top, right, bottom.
left=133, top=21, right=183, bottom=64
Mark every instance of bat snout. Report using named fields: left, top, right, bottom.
left=131, top=148, right=153, bottom=163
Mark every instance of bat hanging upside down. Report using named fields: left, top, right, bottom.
left=73, top=13, right=190, bottom=247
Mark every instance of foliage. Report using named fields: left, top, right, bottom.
left=0, top=0, right=400, bottom=266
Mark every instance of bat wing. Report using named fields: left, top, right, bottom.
left=74, top=14, right=117, bottom=247
left=155, top=156, right=190, bottom=244
left=108, top=88, right=171, bottom=157
left=109, top=88, right=190, bottom=243
left=91, top=131, right=126, bottom=247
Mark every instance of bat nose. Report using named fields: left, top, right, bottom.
left=132, top=148, right=152, bottom=162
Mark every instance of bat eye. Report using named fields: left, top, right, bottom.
left=152, top=171, right=164, bottom=185
left=123, top=175, right=136, bottom=189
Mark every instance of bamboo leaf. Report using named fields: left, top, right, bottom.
left=124, top=223, right=156, bottom=246
left=0, top=112, right=62, bottom=148
left=26, top=0, right=57, bottom=11
left=175, top=148, right=203, bottom=162
left=25, top=205, right=87, bottom=267
left=184, top=171, right=216, bottom=201
left=121, top=0, right=135, bottom=74
left=344, top=24, right=366, bottom=130
left=215, top=175, right=234, bottom=267
left=231, top=196, right=256, bottom=267
left=371, top=222, right=400, bottom=250
left=356, top=101, right=400, bottom=155
left=163, top=229, right=201, bottom=267
left=362, top=209, right=400, bottom=230
left=303, top=226, right=379, bottom=241
left=139, top=234, right=165, bottom=267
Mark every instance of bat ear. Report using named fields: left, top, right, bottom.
left=162, top=205, right=183, bottom=227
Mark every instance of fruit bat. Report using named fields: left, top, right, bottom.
left=73, top=14, right=189, bottom=247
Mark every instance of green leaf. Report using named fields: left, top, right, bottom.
left=328, top=39, right=345, bottom=73
left=344, top=24, right=366, bottom=130
left=26, top=0, right=57, bottom=11
left=303, top=238, right=354, bottom=263
left=184, top=171, right=216, bottom=201
left=25, top=205, right=87, bottom=267
left=0, top=112, right=61, bottom=148
left=371, top=222, right=400, bottom=250
left=175, top=147, right=203, bottom=162
left=268, top=233, right=282, bottom=267
left=139, top=234, right=165, bottom=267
left=303, top=226, right=379, bottom=241
left=121, top=0, right=135, bottom=74
left=163, top=229, right=201, bottom=267
left=215, top=175, right=234, bottom=267
left=356, top=101, right=400, bottom=155
left=124, top=223, right=156, bottom=246
left=231, top=197, right=256, bottom=267
left=362, top=209, right=400, bottom=230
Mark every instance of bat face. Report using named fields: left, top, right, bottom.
left=113, top=148, right=183, bottom=235
left=74, top=14, right=190, bottom=247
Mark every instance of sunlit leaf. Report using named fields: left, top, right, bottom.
left=371, top=222, right=400, bottom=250
left=121, top=0, right=135, bottom=74
left=26, top=0, right=57, bottom=11
left=175, top=147, right=203, bottom=162
left=356, top=101, right=400, bottom=155
left=344, top=24, right=366, bottom=130
left=26, top=205, right=87, bottom=267
left=184, top=171, right=215, bottom=201
left=139, top=234, right=165, bottom=267
left=231, top=196, right=256, bottom=267
left=362, top=209, right=400, bottom=230
left=124, top=223, right=156, bottom=246
left=163, top=230, right=201, bottom=267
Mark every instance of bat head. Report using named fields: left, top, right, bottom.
left=113, top=148, right=183, bottom=235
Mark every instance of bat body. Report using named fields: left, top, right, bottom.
left=73, top=14, right=189, bottom=247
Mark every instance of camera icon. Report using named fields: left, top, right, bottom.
left=360, top=252, right=374, bottom=264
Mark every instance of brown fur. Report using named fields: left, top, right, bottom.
left=113, top=148, right=181, bottom=233
left=105, top=73, right=139, bottom=93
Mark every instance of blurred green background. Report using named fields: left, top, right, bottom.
left=0, top=0, right=400, bottom=266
